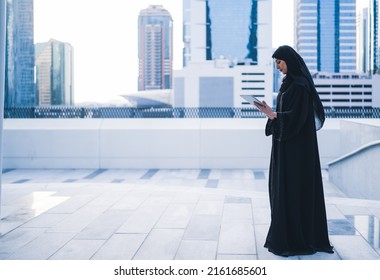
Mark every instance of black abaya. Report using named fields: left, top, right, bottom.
left=264, top=76, right=334, bottom=257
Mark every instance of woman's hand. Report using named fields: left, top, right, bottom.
left=254, top=100, right=277, bottom=120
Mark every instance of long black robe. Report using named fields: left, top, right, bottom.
left=264, top=77, right=334, bottom=257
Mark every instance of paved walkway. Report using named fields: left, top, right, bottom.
left=1, top=168, right=380, bottom=260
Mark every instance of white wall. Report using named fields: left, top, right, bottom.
left=174, top=61, right=273, bottom=107
left=328, top=120, right=380, bottom=199
left=3, top=118, right=341, bottom=169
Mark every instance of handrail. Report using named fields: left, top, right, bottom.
left=327, top=140, right=380, bottom=166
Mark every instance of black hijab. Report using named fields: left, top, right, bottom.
left=272, top=45, right=325, bottom=130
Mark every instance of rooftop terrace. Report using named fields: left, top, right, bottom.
left=0, top=113, right=380, bottom=264
left=1, top=168, right=380, bottom=260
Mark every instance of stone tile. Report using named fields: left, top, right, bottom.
left=143, top=195, right=173, bottom=206
left=199, top=193, right=225, bottom=202
left=252, top=207, right=271, bottom=225
left=91, top=233, right=147, bottom=260
left=222, top=203, right=253, bottom=222
left=250, top=180, right=269, bottom=192
left=175, top=240, right=217, bottom=260
left=330, top=235, right=380, bottom=259
left=325, top=204, right=346, bottom=219
left=194, top=201, right=224, bottom=216
left=253, top=171, right=266, bottom=180
left=328, top=219, right=358, bottom=235
left=198, top=169, right=211, bottom=179
left=49, top=239, right=105, bottom=260
left=0, top=221, right=26, bottom=236
left=0, top=228, right=45, bottom=254
left=100, top=169, right=146, bottom=181
left=224, top=196, right=251, bottom=204
left=299, top=251, right=341, bottom=260
left=75, top=209, right=132, bottom=240
left=155, top=204, right=195, bottom=229
left=133, top=229, right=184, bottom=260
left=219, top=169, right=252, bottom=180
left=110, top=192, right=149, bottom=210
left=21, top=213, right=68, bottom=228
left=208, top=169, right=222, bottom=179
left=85, top=190, right=129, bottom=207
left=217, top=179, right=245, bottom=190
left=164, top=169, right=199, bottom=180
left=83, top=169, right=107, bottom=179
left=117, top=203, right=168, bottom=233
left=205, top=179, right=218, bottom=188
left=47, top=205, right=108, bottom=233
left=218, top=221, right=256, bottom=255
left=6, top=232, right=76, bottom=260
left=251, top=197, right=270, bottom=208
left=46, top=193, right=100, bottom=214
left=2, top=191, right=54, bottom=207
left=217, top=254, right=257, bottom=260
left=44, top=184, right=85, bottom=197
left=1, top=205, right=24, bottom=219
left=1, top=208, right=38, bottom=225
left=140, top=169, right=159, bottom=180
left=173, top=192, right=200, bottom=204
left=183, top=215, right=221, bottom=241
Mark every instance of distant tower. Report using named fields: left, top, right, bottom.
left=5, top=0, right=35, bottom=106
left=358, top=0, right=378, bottom=73
left=182, top=0, right=271, bottom=67
left=294, top=0, right=357, bottom=73
left=35, top=39, right=74, bottom=106
left=138, top=5, right=173, bottom=91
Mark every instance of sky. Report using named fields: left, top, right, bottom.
left=34, top=0, right=295, bottom=104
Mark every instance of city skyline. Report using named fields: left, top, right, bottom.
left=34, top=0, right=294, bottom=103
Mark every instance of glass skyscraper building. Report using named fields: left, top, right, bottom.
left=183, top=0, right=265, bottom=66
left=358, top=0, right=378, bottom=73
left=35, top=39, right=74, bottom=106
left=206, top=0, right=258, bottom=64
left=5, top=0, right=35, bottom=106
left=294, top=0, right=357, bottom=73
left=138, top=5, right=173, bottom=91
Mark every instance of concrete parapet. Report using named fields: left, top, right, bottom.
left=3, top=118, right=341, bottom=169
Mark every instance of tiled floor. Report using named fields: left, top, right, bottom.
left=1, top=168, right=380, bottom=260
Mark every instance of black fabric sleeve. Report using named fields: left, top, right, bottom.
left=265, top=84, right=310, bottom=141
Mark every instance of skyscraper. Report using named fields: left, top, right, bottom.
left=5, top=0, right=35, bottom=106
left=294, top=0, right=357, bottom=73
left=183, top=0, right=271, bottom=66
left=357, top=0, right=378, bottom=73
left=138, top=5, right=173, bottom=91
left=35, top=39, right=74, bottom=106
left=176, top=0, right=273, bottom=109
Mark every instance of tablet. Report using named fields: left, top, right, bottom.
left=240, top=94, right=265, bottom=107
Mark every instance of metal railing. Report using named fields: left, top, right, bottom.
left=3, top=106, right=380, bottom=119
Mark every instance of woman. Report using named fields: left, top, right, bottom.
left=255, top=45, right=334, bottom=257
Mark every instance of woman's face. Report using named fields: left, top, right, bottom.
left=275, top=59, right=287, bottom=74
